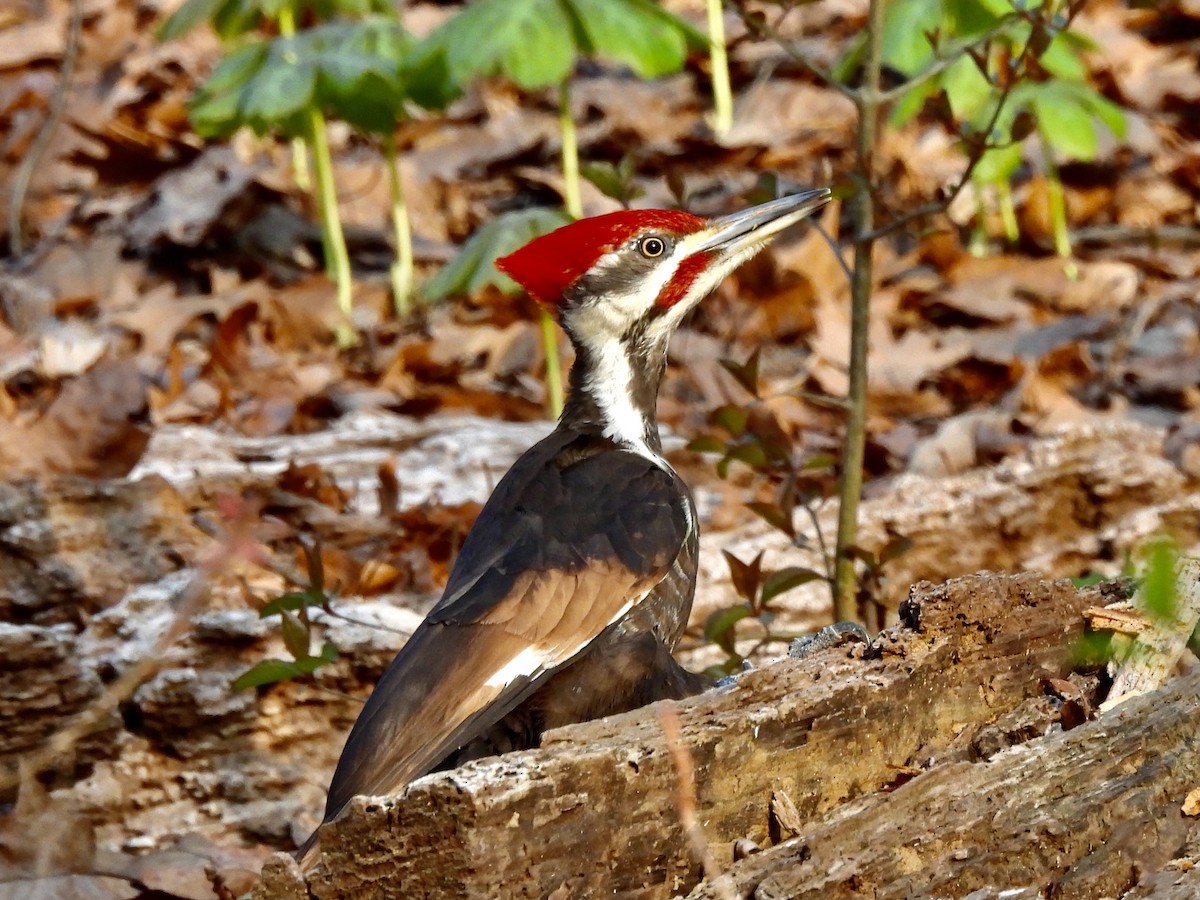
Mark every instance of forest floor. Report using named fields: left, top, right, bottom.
left=1, top=0, right=1198, bottom=897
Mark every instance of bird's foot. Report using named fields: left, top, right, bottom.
left=715, top=659, right=753, bottom=689
left=788, top=621, right=871, bottom=660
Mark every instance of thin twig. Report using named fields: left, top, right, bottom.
left=811, top=220, right=853, bottom=284
left=876, top=18, right=1016, bottom=105
left=658, top=704, right=737, bottom=900
left=732, top=1, right=854, bottom=100
left=864, top=21, right=1044, bottom=243
left=8, top=0, right=83, bottom=257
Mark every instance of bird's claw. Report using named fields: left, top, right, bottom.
left=715, top=658, right=753, bottom=689
left=788, top=621, right=871, bottom=660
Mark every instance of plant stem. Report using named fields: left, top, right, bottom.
left=706, top=0, right=733, bottom=135
left=543, top=79, right=575, bottom=418
left=969, top=181, right=989, bottom=257
left=1042, top=141, right=1075, bottom=271
left=384, top=132, right=414, bottom=317
left=558, top=81, right=582, bottom=220
left=832, top=0, right=885, bottom=624
left=997, top=178, right=1019, bottom=244
left=276, top=5, right=311, bottom=192
left=308, top=106, right=355, bottom=347
left=540, top=308, right=564, bottom=419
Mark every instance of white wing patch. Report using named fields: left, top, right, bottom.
left=483, top=645, right=546, bottom=688
left=482, top=595, right=644, bottom=690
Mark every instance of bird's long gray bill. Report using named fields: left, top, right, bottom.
left=696, top=189, right=832, bottom=255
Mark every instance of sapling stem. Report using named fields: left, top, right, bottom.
left=540, top=308, right=564, bottom=419
left=308, top=107, right=355, bottom=347
left=276, top=5, right=311, bottom=192
left=384, top=133, right=414, bottom=317
left=558, top=82, right=582, bottom=220
left=705, top=0, right=733, bottom=135
left=832, top=0, right=886, bottom=623
left=997, top=178, right=1019, bottom=244
left=1043, top=142, right=1076, bottom=275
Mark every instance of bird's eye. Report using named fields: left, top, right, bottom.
left=639, top=236, right=666, bottom=258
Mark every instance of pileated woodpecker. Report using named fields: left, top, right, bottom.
left=302, top=189, right=831, bottom=860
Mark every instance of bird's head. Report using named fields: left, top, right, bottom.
left=496, top=190, right=831, bottom=448
left=496, top=190, right=831, bottom=351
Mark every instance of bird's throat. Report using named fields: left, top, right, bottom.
left=560, top=335, right=667, bottom=460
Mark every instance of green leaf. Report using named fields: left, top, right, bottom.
left=260, top=590, right=325, bottom=617
left=158, top=0, right=226, bottom=41
left=843, top=544, right=878, bottom=569
left=760, top=566, right=824, bottom=605
left=971, top=140, right=1023, bottom=185
left=211, top=0, right=267, bottom=41
left=720, top=349, right=761, bottom=397
left=1038, top=32, right=1088, bottom=81
left=1141, top=536, right=1179, bottom=622
left=233, top=658, right=301, bottom=690
left=1034, top=85, right=1098, bottom=161
left=941, top=54, right=992, bottom=123
left=424, top=207, right=573, bottom=301
left=569, top=0, right=700, bottom=80
left=423, top=0, right=701, bottom=92
left=704, top=604, right=752, bottom=655
left=879, top=0, right=941, bottom=75
left=746, top=501, right=794, bottom=539
left=879, top=536, right=914, bottom=565
left=1081, top=90, right=1126, bottom=139
left=580, top=157, right=643, bottom=206
left=686, top=436, right=726, bottom=455
left=280, top=610, right=311, bottom=658
left=189, top=41, right=271, bottom=138
left=295, top=641, right=339, bottom=673
left=724, top=441, right=768, bottom=471
left=240, top=54, right=317, bottom=135
left=713, top=405, right=748, bottom=438
left=802, top=453, right=837, bottom=471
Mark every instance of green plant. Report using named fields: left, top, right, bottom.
left=162, top=1, right=450, bottom=341
left=734, top=0, right=1124, bottom=621
left=418, top=0, right=704, bottom=417
left=234, top=538, right=340, bottom=690
left=875, top=0, right=1125, bottom=259
left=690, top=350, right=911, bottom=666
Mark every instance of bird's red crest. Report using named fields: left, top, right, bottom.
left=496, top=209, right=706, bottom=306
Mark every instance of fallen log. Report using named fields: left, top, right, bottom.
left=256, top=572, right=1132, bottom=899
left=690, top=665, right=1200, bottom=899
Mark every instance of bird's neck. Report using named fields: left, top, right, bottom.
left=559, top=332, right=668, bottom=460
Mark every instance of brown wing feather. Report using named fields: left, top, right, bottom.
left=322, top=561, right=658, bottom=822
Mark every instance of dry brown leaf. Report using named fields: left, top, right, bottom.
left=0, top=357, right=149, bottom=479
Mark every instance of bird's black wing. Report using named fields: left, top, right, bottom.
left=322, top=431, right=690, bottom=823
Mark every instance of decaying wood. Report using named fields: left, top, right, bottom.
left=256, top=572, right=1123, bottom=900
left=690, top=667, right=1200, bottom=899
left=1103, top=557, right=1200, bottom=710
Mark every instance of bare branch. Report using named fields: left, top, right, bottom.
left=864, top=23, right=1043, bottom=244
left=658, top=703, right=737, bottom=900
left=876, top=17, right=1017, bottom=105
left=730, top=0, right=855, bottom=100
